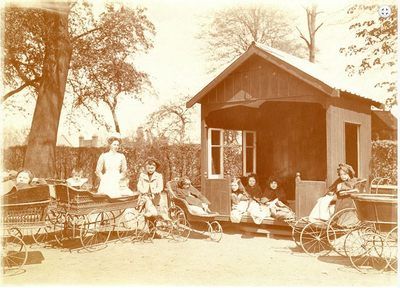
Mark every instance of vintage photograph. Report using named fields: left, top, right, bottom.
left=1, top=0, right=398, bottom=285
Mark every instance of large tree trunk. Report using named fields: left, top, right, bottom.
left=24, top=4, right=72, bottom=178
left=111, top=107, right=121, bottom=133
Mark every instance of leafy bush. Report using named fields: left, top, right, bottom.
left=371, top=140, right=397, bottom=184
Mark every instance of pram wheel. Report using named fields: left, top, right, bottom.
left=207, top=221, right=223, bottom=242
left=80, top=210, right=113, bottom=251
left=289, top=217, right=309, bottom=247
left=117, top=210, right=143, bottom=242
left=32, top=214, right=54, bottom=245
left=169, top=206, right=190, bottom=242
left=300, top=221, right=331, bottom=256
left=326, top=208, right=360, bottom=256
left=347, top=231, right=390, bottom=273
left=385, top=227, right=397, bottom=272
left=2, top=234, right=28, bottom=273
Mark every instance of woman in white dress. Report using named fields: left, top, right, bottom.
left=96, top=136, right=133, bottom=198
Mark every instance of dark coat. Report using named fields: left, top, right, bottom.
left=264, top=187, right=288, bottom=205
left=175, top=185, right=210, bottom=208
left=245, top=184, right=263, bottom=200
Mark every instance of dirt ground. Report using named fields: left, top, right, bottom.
left=2, top=225, right=398, bottom=286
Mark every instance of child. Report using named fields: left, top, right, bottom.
left=230, top=177, right=250, bottom=223
left=119, top=176, right=136, bottom=197
left=309, top=163, right=358, bottom=223
left=15, top=169, right=34, bottom=187
left=263, top=177, right=289, bottom=206
left=176, top=176, right=212, bottom=215
left=137, top=157, right=168, bottom=219
left=245, top=174, right=270, bottom=224
left=66, top=168, right=90, bottom=190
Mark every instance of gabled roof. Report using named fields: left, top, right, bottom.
left=187, top=42, right=382, bottom=108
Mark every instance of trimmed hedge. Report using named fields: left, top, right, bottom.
left=3, top=140, right=397, bottom=189
left=370, top=140, right=397, bottom=184
left=3, top=143, right=202, bottom=189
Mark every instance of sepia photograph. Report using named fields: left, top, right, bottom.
left=0, top=0, right=398, bottom=286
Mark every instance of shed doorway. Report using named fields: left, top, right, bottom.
left=345, top=122, right=360, bottom=177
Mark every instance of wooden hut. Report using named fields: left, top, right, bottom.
left=186, top=42, right=381, bottom=225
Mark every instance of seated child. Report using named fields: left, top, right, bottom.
left=175, top=176, right=213, bottom=215
left=66, top=168, right=91, bottom=190
left=119, top=176, right=137, bottom=197
left=137, top=157, right=169, bottom=220
left=230, top=177, right=250, bottom=223
left=263, top=177, right=289, bottom=206
left=245, top=174, right=271, bottom=224
left=309, top=163, right=358, bottom=224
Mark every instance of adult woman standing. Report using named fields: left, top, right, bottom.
left=96, top=136, right=133, bottom=198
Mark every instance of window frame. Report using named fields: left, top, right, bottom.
left=243, top=130, right=257, bottom=176
left=207, top=128, right=224, bottom=179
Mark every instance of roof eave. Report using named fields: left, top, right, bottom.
left=186, top=46, right=258, bottom=108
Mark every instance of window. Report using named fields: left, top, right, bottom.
left=243, top=131, right=256, bottom=176
left=208, top=128, right=224, bottom=178
left=207, top=128, right=256, bottom=178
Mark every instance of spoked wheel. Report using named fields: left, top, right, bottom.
left=140, top=219, right=156, bottom=243
left=80, top=210, right=113, bottom=252
left=32, top=214, right=55, bottom=246
left=347, top=231, right=390, bottom=273
left=207, top=221, right=223, bottom=242
left=116, top=209, right=142, bottom=242
left=8, top=228, right=23, bottom=239
left=300, top=221, right=331, bottom=256
left=2, top=234, right=28, bottom=273
left=343, top=225, right=375, bottom=258
left=385, top=227, right=398, bottom=272
left=290, top=217, right=309, bottom=247
left=53, top=210, right=69, bottom=246
left=131, top=214, right=148, bottom=243
left=155, top=219, right=173, bottom=239
left=326, top=208, right=360, bottom=256
left=171, top=216, right=191, bottom=242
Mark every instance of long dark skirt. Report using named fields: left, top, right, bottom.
left=334, top=197, right=358, bottom=227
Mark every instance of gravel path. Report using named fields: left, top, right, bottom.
left=2, top=226, right=397, bottom=286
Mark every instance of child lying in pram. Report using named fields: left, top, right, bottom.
left=173, top=176, right=215, bottom=216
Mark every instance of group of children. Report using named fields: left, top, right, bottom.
left=230, top=175, right=294, bottom=224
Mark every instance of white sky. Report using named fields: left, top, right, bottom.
left=2, top=0, right=397, bottom=146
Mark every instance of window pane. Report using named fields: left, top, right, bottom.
left=223, top=130, right=242, bottom=177
left=246, top=133, right=254, bottom=146
left=211, top=147, right=221, bottom=174
left=246, top=147, right=254, bottom=173
left=211, top=130, right=221, bottom=145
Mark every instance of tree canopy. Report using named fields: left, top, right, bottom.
left=4, top=0, right=155, bottom=131
left=340, top=4, right=397, bottom=108
left=3, top=0, right=155, bottom=177
left=199, top=5, right=307, bottom=72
